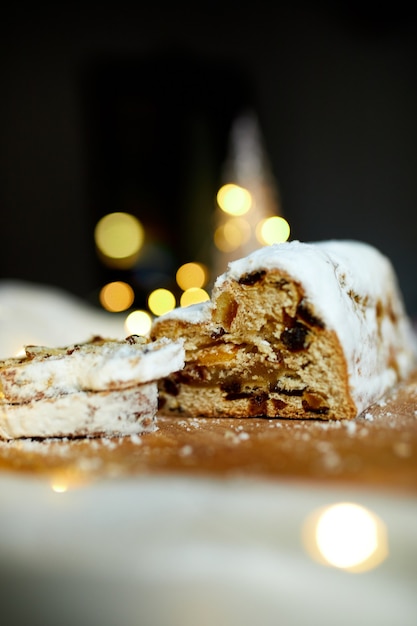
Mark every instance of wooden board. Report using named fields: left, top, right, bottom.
left=1, top=372, right=417, bottom=495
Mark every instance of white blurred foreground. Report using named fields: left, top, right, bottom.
left=0, top=280, right=126, bottom=359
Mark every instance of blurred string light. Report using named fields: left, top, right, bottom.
left=99, top=281, right=135, bottom=313
left=94, top=212, right=144, bottom=269
left=256, top=215, right=290, bottom=245
left=148, top=288, right=176, bottom=316
left=303, top=502, right=388, bottom=573
left=175, top=261, right=210, bottom=308
left=212, top=111, right=289, bottom=276
left=51, top=481, right=68, bottom=494
left=217, top=183, right=252, bottom=216
left=213, top=198, right=290, bottom=252
left=125, top=310, right=153, bottom=336
left=214, top=217, right=251, bottom=253
left=50, top=469, right=91, bottom=492
left=176, top=262, right=207, bottom=291
left=93, top=112, right=290, bottom=323
left=180, top=288, right=210, bottom=307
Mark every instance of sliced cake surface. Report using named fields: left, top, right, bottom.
left=0, top=335, right=185, bottom=439
left=151, top=240, right=416, bottom=420
left=0, top=335, right=184, bottom=403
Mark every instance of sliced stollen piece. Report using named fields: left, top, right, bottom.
left=151, top=240, right=417, bottom=420
left=0, top=335, right=185, bottom=404
left=0, top=335, right=185, bottom=439
left=0, top=387, right=157, bottom=440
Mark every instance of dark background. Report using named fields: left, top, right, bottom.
left=1, top=2, right=416, bottom=314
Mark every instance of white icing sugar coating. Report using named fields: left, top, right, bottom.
left=0, top=385, right=158, bottom=439
left=157, top=302, right=209, bottom=324
left=79, top=337, right=185, bottom=390
left=0, top=337, right=185, bottom=404
left=214, top=240, right=416, bottom=414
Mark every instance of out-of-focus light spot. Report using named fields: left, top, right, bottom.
left=217, top=184, right=252, bottom=216
left=50, top=471, right=91, bottom=492
left=51, top=482, right=69, bottom=493
left=256, top=216, right=290, bottom=245
left=124, top=310, right=153, bottom=336
left=303, top=502, right=388, bottom=573
left=214, top=218, right=251, bottom=252
left=94, top=212, right=144, bottom=269
left=176, top=262, right=208, bottom=290
left=315, top=504, right=380, bottom=569
left=180, top=288, right=210, bottom=308
left=99, top=281, right=135, bottom=313
left=148, top=288, right=176, bottom=316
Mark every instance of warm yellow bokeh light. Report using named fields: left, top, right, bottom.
left=214, top=225, right=232, bottom=252
left=148, top=288, right=176, bottom=316
left=303, top=502, right=388, bottom=573
left=176, top=262, right=207, bottom=290
left=256, top=216, right=290, bottom=245
left=180, top=287, right=210, bottom=308
left=94, top=212, right=144, bottom=268
left=124, top=310, right=153, bottom=336
left=99, top=281, right=135, bottom=312
left=49, top=469, right=90, bottom=492
left=214, top=218, right=251, bottom=252
left=51, top=482, right=68, bottom=493
left=217, top=184, right=252, bottom=216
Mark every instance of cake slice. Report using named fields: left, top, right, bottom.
left=151, top=240, right=417, bottom=420
left=0, top=335, right=184, bottom=439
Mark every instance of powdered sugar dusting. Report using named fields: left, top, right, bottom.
left=0, top=437, right=73, bottom=457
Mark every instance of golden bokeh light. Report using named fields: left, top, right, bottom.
left=99, top=281, right=135, bottom=313
left=180, top=287, right=210, bottom=308
left=214, top=218, right=251, bottom=252
left=217, top=183, right=252, bottom=216
left=51, top=482, right=68, bottom=493
left=176, top=262, right=208, bottom=290
left=256, top=215, right=290, bottom=245
left=148, top=288, right=176, bottom=316
left=124, top=310, right=153, bottom=336
left=303, top=502, right=388, bottom=573
left=50, top=469, right=90, bottom=492
left=94, top=212, right=144, bottom=268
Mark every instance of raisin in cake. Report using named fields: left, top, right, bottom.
left=151, top=240, right=417, bottom=420
left=0, top=335, right=184, bottom=439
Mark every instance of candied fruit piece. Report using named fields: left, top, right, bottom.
left=215, top=292, right=238, bottom=329
left=296, top=301, right=325, bottom=328
left=302, top=392, right=329, bottom=414
left=280, top=322, right=309, bottom=351
left=238, top=270, right=266, bottom=286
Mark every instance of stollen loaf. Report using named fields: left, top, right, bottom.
left=151, top=240, right=416, bottom=420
